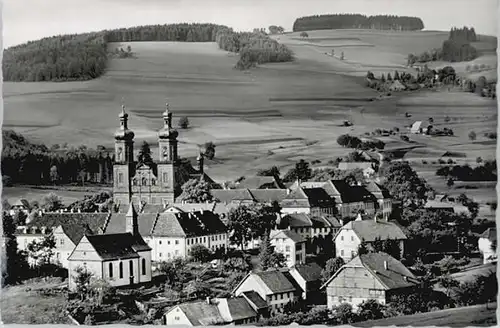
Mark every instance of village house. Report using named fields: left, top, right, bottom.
left=277, top=213, right=341, bottom=241
left=15, top=212, right=109, bottom=268
left=288, top=262, right=324, bottom=302
left=233, top=270, right=300, bottom=316
left=102, top=204, right=228, bottom=262
left=280, top=186, right=337, bottom=216
left=334, top=214, right=407, bottom=262
left=478, top=227, right=497, bottom=264
left=163, top=297, right=259, bottom=326
left=410, top=121, right=431, bottom=134
left=365, top=182, right=393, bottom=220
left=321, top=252, right=419, bottom=310
left=270, top=229, right=306, bottom=267
left=424, top=200, right=469, bottom=215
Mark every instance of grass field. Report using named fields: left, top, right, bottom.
left=3, top=30, right=497, bottom=206
left=354, top=303, right=497, bottom=327
left=0, top=278, right=70, bottom=324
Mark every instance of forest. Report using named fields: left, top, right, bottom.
left=292, top=14, right=424, bottom=32
left=1, top=130, right=114, bottom=186
left=3, top=23, right=229, bottom=82
left=215, top=29, right=294, bottom=70
left=407, top=27, right=479, bottom=65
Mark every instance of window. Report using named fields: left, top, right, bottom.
left=119, top=262, right=123, bottom=278
left=152, top=179, right=156, bottom=186
left=285, top=246, right=290, bottom=252
left=118, top=173, right=123, bottom=184
left=141, top=258, right=146, bottom=275
left=159, top=240, right=162, bottom=245
left=60, top=238, right=64, bottom=245
left=175, top=317, right=180, bottom=321
left=175, top=240, right=179, bottom=245
left=163, top=173, right=168, bottom=183
left=109, top=263, right=114, bottom=278
left=280, top=294, right=283, bottom=300
left=168, top=240, right=171, bottom=245
left=341, top=235, right=344, bottom=241
left=348, top=296, right=352, bottom=302
left=350, top=236, right=354, bottom=241
left=142, top=177, right=147, bottom=186
left=175, top=250, right=179, bottom=255
left=159, top=253, right=163, bottom=257
left=341, top=250, right=344, bottom=256
left=133, top=179, right=137, bottom=186
left=203, top=237, right=206, bottom=243
left=129, top=260, right=134, bottom=277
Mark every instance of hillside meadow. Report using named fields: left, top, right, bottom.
left=3, top=30, right=497, bottom=207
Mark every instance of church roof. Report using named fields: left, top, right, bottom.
left=85, top=233, right=151, bottom=260
left=151, top=211, right=227, bottom=238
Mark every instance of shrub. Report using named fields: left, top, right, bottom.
left=178, top=116, right=189, bottom=129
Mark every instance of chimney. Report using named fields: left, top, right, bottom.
left=286, top=188, right=291, bottom=195
left=206, top=297, right=210, bottom=304
left=383, top=261, right=388, bottom=270
left=77, top=208, right=81, bottom=214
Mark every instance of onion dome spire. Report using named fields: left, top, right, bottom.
left=158, top=101, right=178, bottom=140
left=114, top=103, right=135, bottom=140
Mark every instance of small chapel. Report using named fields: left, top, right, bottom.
left=112, top=102, right=214, bottom=207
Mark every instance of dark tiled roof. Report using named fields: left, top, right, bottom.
left=303, top=188, right=336, bottom=207
left=360, top=252, right=418, bottom=290
left=219, top=297, right=258, bottom=322
left=255, top=270, right=296, bottom=294
left=236, top=176, right=285, bottom=189
left=242, top=291, right=268, bottom=310
left=279, top=213, right=312, bottom=228
left=270, top=229, right=305, bottom=243
left=331, top=180, right=377, bottom=203
left=152, top=211, right=227, bottom=237
left=177, top=301, right=225, bottom=326
left=345, top=219, right=407, bottom=242
left=365, top=182, right=391, bottom=199
left=86, top=233, right=151, bottom=260
left=292, top=262, right=323, bottom=282
left=26, top=213, right=109, bottom=243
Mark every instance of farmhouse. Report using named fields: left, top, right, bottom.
left=288, top=262, right=324, bottom=302
left=9, top=198, right=30, bottom=217
left=270, top=229, right=306, bottom=267
left=102, top=203, right=228, bottom=262
left=280, top=186, right=337, bottom=216
left=365, top=182, right=393, bottom=219
left=321, top=252, right=419, bottom=310
left=163, top=297, right=259, bottom=326
left=334, top=213, right=407, bottom=262
left=276, top=213, right=341, bottom=253
left=478, top=227, right=497, bottom=264
left=410, top=121, right=431, bottom=134
left=424, top=200, right=469, bottom=215
left=233, top=270, right=300, bottom=316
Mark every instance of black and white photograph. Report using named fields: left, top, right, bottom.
left=1, top=0, right=498, bottom=326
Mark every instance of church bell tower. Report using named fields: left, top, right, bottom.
left=156, top=102, right=178, bottom=205
left=113, top=104, right=135, bottom=206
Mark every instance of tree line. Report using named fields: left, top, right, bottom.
left=3, top=23, right=229, bottom=82
left=292, top=14, right=424, bottom=32
left=215, top=29, right=294, bottom=70
left=436, top=161, right=497, bottom=182
left=2, top=130, right=114, bottom=186
left=407, top=26, right=479, bottom=65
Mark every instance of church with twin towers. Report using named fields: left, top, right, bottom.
left=112, top=102, right=212, bottom=207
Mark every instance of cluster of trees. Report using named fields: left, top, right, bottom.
left=436, top=161, right=497, bottom=182
left=3, top=23, right=229, bottom=82
left=407, top=26, right=478, bottom=66
left=268, top=25, right=285, bottom=35
left=2, top=130, right=114, bottom=186
left=337, top=134, right=385, bottom=150
left=3, top=32, right=108, bottom=82
left=109, top=45, right=135, bottom=59
left=292, top=14, right=424, bottom=32
left=463, top=76, right=497, bottom=98
left=215, top=29, right=294, bottom=70
left=358, top=237, right=402, bottom=259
